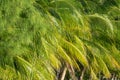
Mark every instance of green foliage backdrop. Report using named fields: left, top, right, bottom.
left=0, top=0, right=120, bottom=80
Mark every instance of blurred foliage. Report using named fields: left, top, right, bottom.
left=0, top=0, right=120, bottom=80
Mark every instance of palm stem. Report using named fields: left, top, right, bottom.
left=60, top=67, right=67, bottom=80
left=79, top=68, right=86, bottom=80
left=66, top=63, right=78, bottom=80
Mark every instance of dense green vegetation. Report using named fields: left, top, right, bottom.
left=0, top=0, right=120, bottom=80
